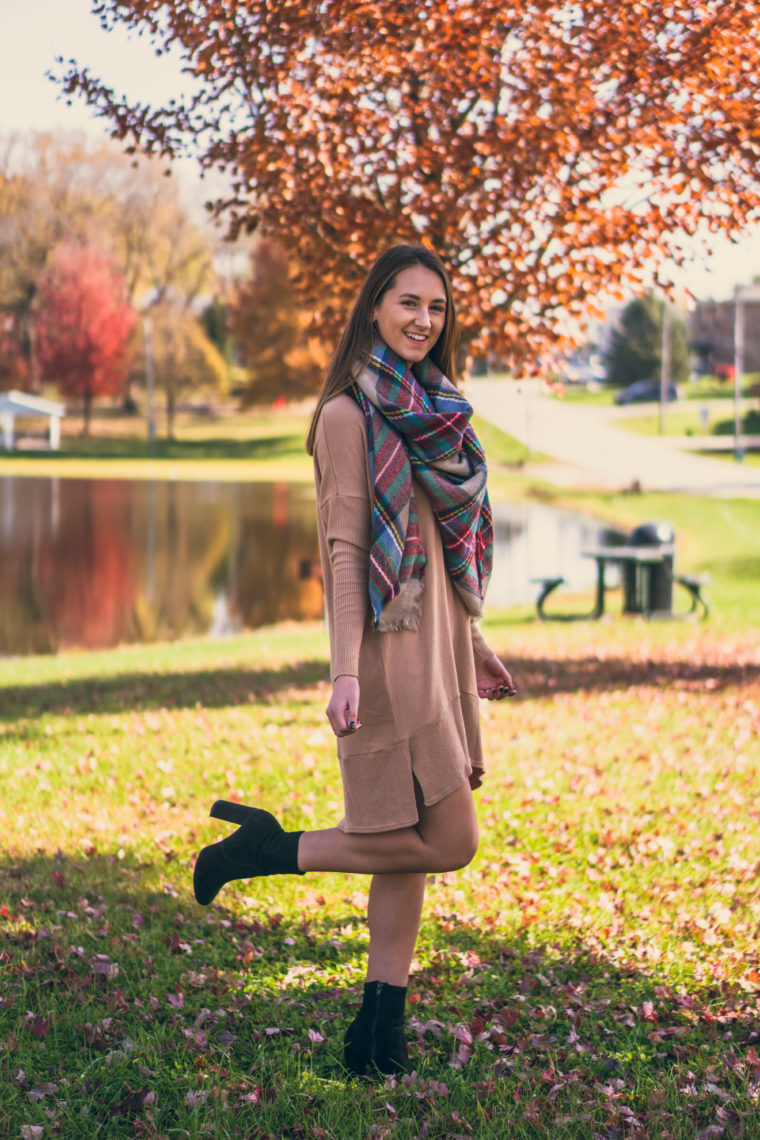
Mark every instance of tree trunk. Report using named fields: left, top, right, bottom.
left=20, top=312, right=41, bottom=393
left=82, top=389, right=92, bottom=438
left=166, top=386, right=175, bottom=440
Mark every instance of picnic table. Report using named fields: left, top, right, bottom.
left=534, top=543, right=709, bottom=621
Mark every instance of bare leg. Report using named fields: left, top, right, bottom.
left=366, top=872, right=427, bottom=987
left=298, top=781, right=478, bottom=875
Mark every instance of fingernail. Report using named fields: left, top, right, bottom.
left=349, top=721, right=356, bottom=729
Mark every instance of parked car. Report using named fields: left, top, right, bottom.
left=614, top=379, right=679, bottom=405
left=557, top=353, right=607, bottom=386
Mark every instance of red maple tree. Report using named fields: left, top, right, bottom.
left=36, top=243, right=136, bottom=432
left=58, top=1, right=760, bottom=366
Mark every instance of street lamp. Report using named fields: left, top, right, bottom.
left=732, top=284, right=760, bottom=462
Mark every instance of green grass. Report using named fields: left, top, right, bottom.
left=616, top=408, right=760, bottom=442
left=618, top=410, right=716, bottom=437
left=0, top=407, right=314, bottom=482
left=471, top=414, right=553, bottom=468
left=0, top=409, right=537, bottom=487
left=704, top=449, right=760, bottom=467
left=550, top=385, right=617, bottom=406
left=554, top=374, right=759, bottom=407
left=682, top=374, right=760, bottom=401
left=534, top=489, right=759, bottom=631
left=2, top=491, right=760, bottom=1138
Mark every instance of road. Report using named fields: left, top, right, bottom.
left=467, top=379, right=760, bottom=497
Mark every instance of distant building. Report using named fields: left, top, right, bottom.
left=690, top=298, right=760, bottom=374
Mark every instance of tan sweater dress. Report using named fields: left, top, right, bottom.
left=313, top=393, right=493, bottom=834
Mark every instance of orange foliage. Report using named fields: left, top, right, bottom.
left=57, top=1, right=760, bottom=364
left=230, top=240, right=328, bottom=405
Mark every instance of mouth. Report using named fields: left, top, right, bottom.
left=404, top=330, right=428, bottom=344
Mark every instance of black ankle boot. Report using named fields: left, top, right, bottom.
left=193, top=800, right=304, bottom=906
left=343, top=981, right=411, bottom=1078
left=343, top=981, right=378, bottom=1076
left=371, top=982, right=411, bottom=1075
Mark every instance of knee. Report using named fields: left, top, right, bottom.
left=439, top=825, right=479, bottom=872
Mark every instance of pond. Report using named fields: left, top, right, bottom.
left=0, top=477, right=619, bottom=655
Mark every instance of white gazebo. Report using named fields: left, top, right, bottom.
left=0, top=390, right=66, bottom=451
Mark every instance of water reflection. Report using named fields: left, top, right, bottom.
left=487, top=500, right=620, bottom=610
left=0, top=478, right=617, bottom=655
left=0, top=478, right=323, bottom=655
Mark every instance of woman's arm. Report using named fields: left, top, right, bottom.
left=471, top=621, right=516, bottom=700
left=314, top=397, right=372, bottom=733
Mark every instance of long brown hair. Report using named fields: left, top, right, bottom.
left=305, top=244, right=458, bottom=455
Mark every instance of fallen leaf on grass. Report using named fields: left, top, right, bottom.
left=120, top=1086, right=157, bottom=1114
left=27, top=1081, right=59, bottom=1100
left=26, top=1015, right=52, bottom=1039
left=185, top=1090, right=208, bottom=1107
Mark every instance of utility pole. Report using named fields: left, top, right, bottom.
left=659, top=299, right=671, bottom=437
left=733, top=287, right=744, bottom=463
left=144, top=317, right=156, bottom=456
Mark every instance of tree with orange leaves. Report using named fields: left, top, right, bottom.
left=58, top=1, right=760, bottom=366
left=230, top=239, right=328, bottom=405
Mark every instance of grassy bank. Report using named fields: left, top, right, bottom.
left=0, top=409, right=541, bottom=486
left=521, top=490, right=760, bottom=633
left=0, top=408, right=315, bottom=483
left=2, top=604, right=759, bottom=1137
left=616, top=409, right=760, bottom=440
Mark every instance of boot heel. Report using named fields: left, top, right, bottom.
left=209, top=800, right=252, bottom=825
left=343, top=1042, right=369, bottom=1077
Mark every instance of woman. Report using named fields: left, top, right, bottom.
left=194, top=244, right=515, bottom=1077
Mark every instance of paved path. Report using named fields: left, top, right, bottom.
left=468, top=379, right=760, bottom=497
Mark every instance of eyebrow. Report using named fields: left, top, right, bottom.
left=399, top=292, right=447, bottom=304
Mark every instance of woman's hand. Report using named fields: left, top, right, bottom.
left=326, top=674, right=362, bottom=737
left=475, top=653, right=516, bottom=700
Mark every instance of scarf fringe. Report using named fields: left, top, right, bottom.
left=376, top=578, right=425, bottom=632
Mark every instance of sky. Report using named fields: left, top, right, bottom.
left=3, top=0, right=760, bottom=305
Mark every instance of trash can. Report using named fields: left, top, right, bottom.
left=623, top=521, right=675, bottom=616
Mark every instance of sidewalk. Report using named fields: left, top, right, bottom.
left=468, top=379, right=760, bottom=497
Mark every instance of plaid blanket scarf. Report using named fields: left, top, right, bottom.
left=352, top=339, right=493, bottom=632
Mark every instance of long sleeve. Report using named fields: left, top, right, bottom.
left=322, top=496, right=370, bottom=678
left=470, top=620, right=493, bottom=664
left=313, top=396, right=372, bottom=681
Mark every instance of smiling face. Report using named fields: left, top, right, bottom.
left=372, top=264, right=448, bottom=364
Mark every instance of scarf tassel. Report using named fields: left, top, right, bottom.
left=375, top=578, right=425, bottom=632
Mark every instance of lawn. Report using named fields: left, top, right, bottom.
left=0, top=406, right=315, bottom=483
left=0, top=406, right=546, bottom=496
left=558, top=376, right=760, bottom=408
left=616, top=410, right=760, bottom=441
left=2, top=487, right=759, bottom=1138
